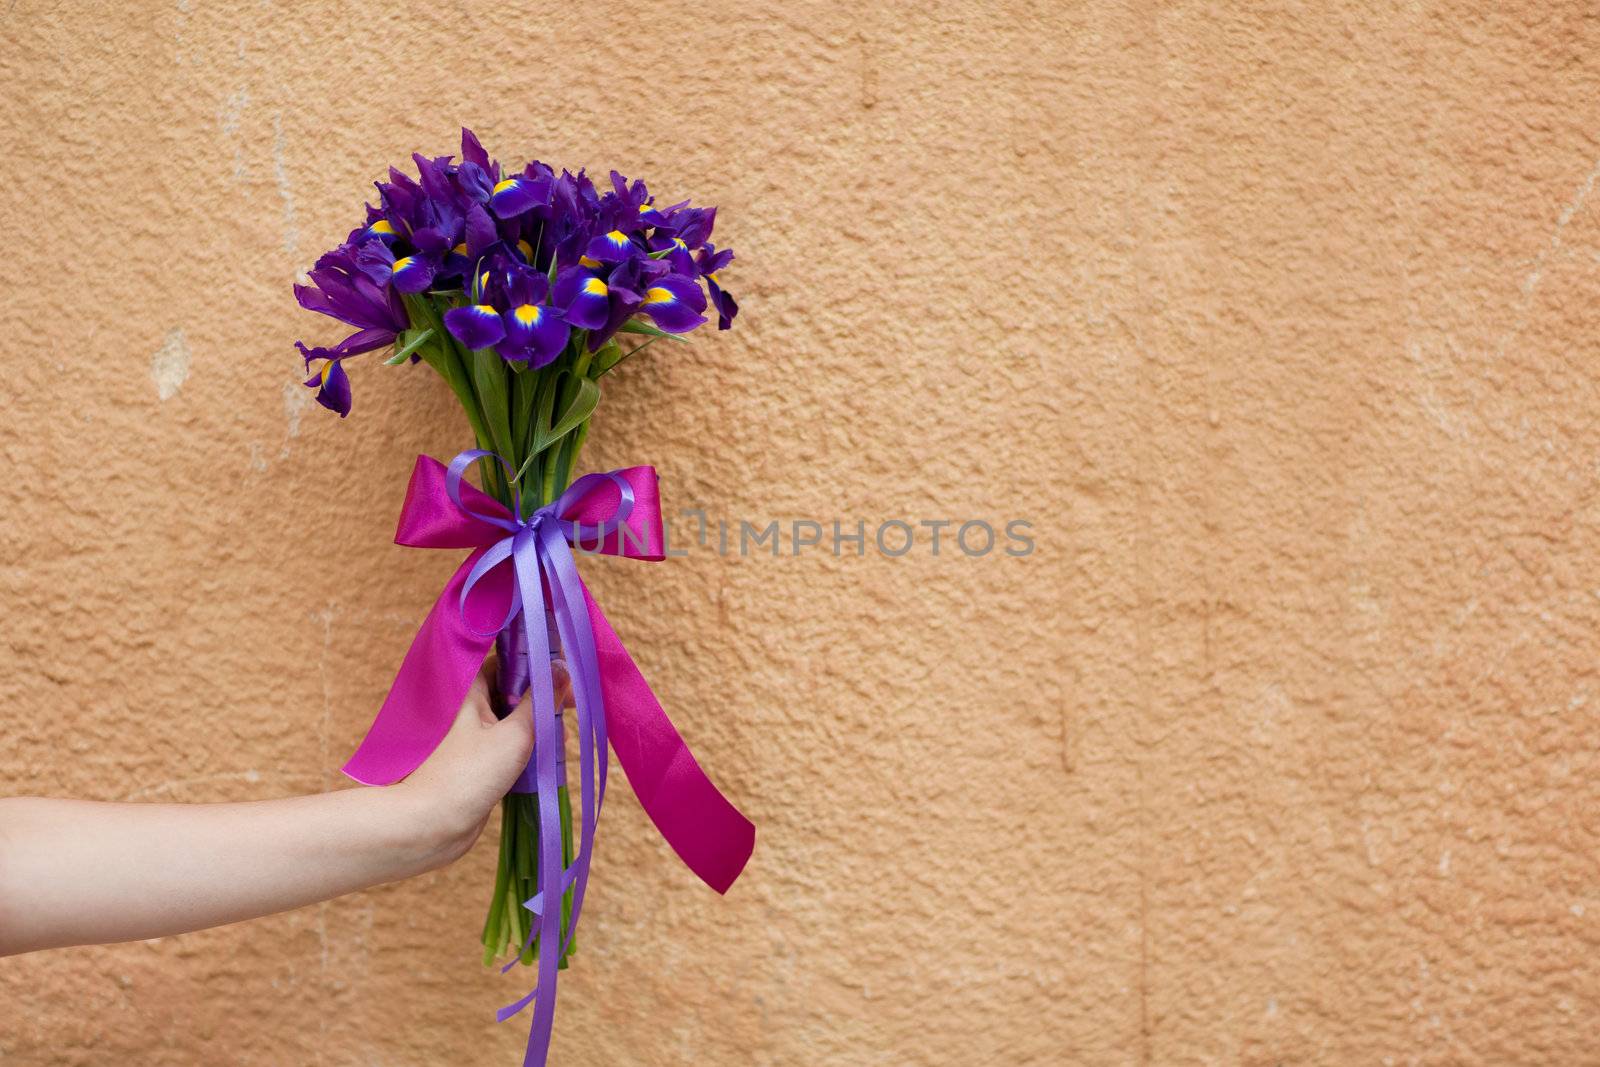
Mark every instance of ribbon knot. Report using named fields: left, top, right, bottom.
left=340, top=449, right=754, bottom=1067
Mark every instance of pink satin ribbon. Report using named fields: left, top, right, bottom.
left=341, top=454, right=754, bottom=1061
left=343, top=453, right=754, bottom=891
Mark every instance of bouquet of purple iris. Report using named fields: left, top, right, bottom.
left=293, top=129, right=753, bottom=1065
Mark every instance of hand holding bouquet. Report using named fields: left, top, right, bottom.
left=292, top=129, right=753, bottom=1066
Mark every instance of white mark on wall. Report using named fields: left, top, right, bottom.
left=1361, top=819, right=1385, bottom=867
left=284, top=379, right=313, bottom=442
left=174, top=0, right=190, bottom=63
left=273, top=111, right=299, bottom=260
left=316, top=603, right=336, bottom=788
left=1523, top=156, right=1600, bottom=296
left=220, top=87, right=249, bottom=181
left=150, top=327, right=190, bottom=400
left=1498, top=154, right=1600, bottom=359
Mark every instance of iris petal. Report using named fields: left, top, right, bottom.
left=638, top=275, right=708, bottom=333
left=302, top=357, right=352, bottom=417
left=490, top=176, right=545, bottom=218
left=555, top=269, right=610, bottom=330
left=444, top=304, right=507, bottom=349
left=583, top=229, right=635, bottom=264
left=707, top=276, right=739, bottom=330
left=390, top=254, right=436, bottom=294
left=365, top=218, right=399, bottom=243
left=639, top=295, right=706, bottom=333
left=503, top=303, right=570, bottom=368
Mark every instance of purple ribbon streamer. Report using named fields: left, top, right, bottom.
left=446, top=450, right=632, bottom=1065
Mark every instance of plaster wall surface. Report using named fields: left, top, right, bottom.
left=3, top=2, right=1599, bottom=1064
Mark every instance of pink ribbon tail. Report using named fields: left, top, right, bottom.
left=341, top=546, right=511, bottom=786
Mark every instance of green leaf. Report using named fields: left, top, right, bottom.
left=510, top=360, right=539, bottom=458
left=384, top=328, right=435, bottom=365
left=592, top=339, right=628, bottom=375
left=404, top=294, right=494, bottom=457
left=470, top=347, right=516, bottom=466
left=617, top=318, right=688, bottom=342
left=511, top=372, right=562, bottom=489
left=530, top=376, right=600, bottom=457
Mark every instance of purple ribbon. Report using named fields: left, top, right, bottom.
left=448, top=449, right=627, bottom=1061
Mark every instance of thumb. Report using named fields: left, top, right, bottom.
left=485, top=692, right=536, bottom=789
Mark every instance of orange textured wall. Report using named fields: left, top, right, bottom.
left=4, top=2, right=1600, bottom=1064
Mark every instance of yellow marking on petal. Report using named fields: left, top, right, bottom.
left=473, top=304, right=498, bottom=316
left=642, top=286, right=674, bottom=306
left=391, top=256, right=414, bottom=274
left=579, top=255, right=600, bottom=268
left=672, top=237, right=686, bottom=249
left=452, top=242, right=468, bottom=257
left=319, top=361, right=334, bottom=385
left=517, top=239, right=533, bottom=260
left=606, top=230, right=628, bottom=245
left=707, top=273, right=721, bottom=285
left=369, top=220, right=396, bottom=235
left=513, top=304, right=541, bottom=326
left=582, top=277, right=608, bottom=296
left=493, top=178, right=520, bottom=195
left=479, top=271, right=490, bottom=291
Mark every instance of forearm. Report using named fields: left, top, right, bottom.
left=0, top=785, right=462, bottom=955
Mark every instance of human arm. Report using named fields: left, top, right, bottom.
left=0, top=660, right=532, bottom=955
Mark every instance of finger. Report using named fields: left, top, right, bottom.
left=550, top=659, right=572, bottom=703
left=487, top=692, right=535, bottom=789
left=494, top=691, right=536, bottom=745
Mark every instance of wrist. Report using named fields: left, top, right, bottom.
left=384, top=781, right=482, bottom=874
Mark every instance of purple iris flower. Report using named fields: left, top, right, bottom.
left=460, top=128, right=496, bottom=175
left=300, top=347, right=354, bottom=416
left=293, top=243, right=409, bottom=415
left=636, top=274, right=707, bottom=334
left=444, top=302, right=506, bottom=350
left=646, top=232, right=698, bottom=275
left=651, top=203, right=717, bottom=250
left=489, top=171, right=551, bottom=218
left=356, top=239, right=436, bottom=293
left=601, top=170, right=653, bottom=230
left=582, top=257, right=651, bottom=350
left=544, top=168, right=602, bottom=269
left=356, top=210, right=400, bottom=245
left=498, top=267, right=569, bottom=368
left=583, top=227, right=637, bottom=265
left=553, top=266, right=611, bottom=330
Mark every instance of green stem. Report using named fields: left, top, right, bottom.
left=513, top=796, right=533, bottom=958
left=558, top=784, right=575, bottom=964
left=406, top=295, right=506, bottom=498
left=557, top=420, right=590, bottom=493
left=482, top=800, right=512, bottom=964
left=467, top=325, right=598, bottom=970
